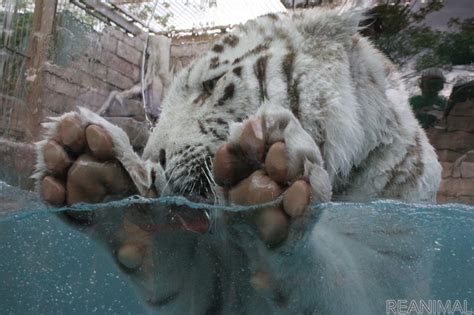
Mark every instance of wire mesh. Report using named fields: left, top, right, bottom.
left=56, top=0, right=107, bottom=32
left=0, top=0, right=34, bottom=138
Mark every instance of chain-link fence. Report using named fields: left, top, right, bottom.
left=0, top=0, right=34, bottom=139
left=53, top=0, right=106, bottom=66
left=0, top=0, right=116, bottom=140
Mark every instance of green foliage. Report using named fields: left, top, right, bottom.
left=416, top=17, right=474, bottom=70
left=366, top=2, right=473, bottom=71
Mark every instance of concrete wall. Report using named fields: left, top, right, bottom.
left=170, top=38, right=215, bottom=72
left=42, top=29, right=216, bottom=121
left=43, top=27, right=145, bottom=118
left=0, top=25, right=216, bottom=190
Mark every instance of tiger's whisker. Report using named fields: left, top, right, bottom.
left=160, top=165, right=178, bottom=197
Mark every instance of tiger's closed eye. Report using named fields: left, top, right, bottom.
left=202, top=74, right=225, bottom=95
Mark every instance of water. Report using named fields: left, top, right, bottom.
left=2, top=0, right=473, bottom=312
left=0, top=181, right=473, bottom=313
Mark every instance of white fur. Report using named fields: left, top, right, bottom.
left=35, top=8, right=441, bottom=314
left=140, top=9, right=441, bottom=313
left=145, top=8, right=440, bottom=202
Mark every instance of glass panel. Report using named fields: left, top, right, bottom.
left=0, top=0, right=473, bottom=313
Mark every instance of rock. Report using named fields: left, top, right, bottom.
left=445, top=195, right=474, bottom=205
left=436, top=149, right=463, bottom=163
left=431, top=131, right=474, bottom=152
left=447, top=116, right=474, bottom=133
left=440, top=178, right=474, bottom=197
left=449, top=100, right=474, bottom=117
left=440, top=162, right=453, bottom=178
left=452, top=165, right=461, bottom=178
left=450, top=154, right=467, bottom=178
left=437, top=192, right=474, bottom=205
left=465, top=150, right=474, bottom=162
left=460, top=162, right=474, bottom=178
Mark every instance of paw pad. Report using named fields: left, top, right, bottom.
left=213, top=114, right=327, bottom=248
left=37, top=113, right=136, bottom=210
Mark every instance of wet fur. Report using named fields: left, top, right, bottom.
left=145, top=9, right=441, bottom=202
left=34, top=8, right=441, bottom=314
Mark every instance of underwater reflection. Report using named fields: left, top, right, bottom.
left=0, top=182, right=473, bottom=314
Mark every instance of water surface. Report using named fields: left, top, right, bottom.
left=0, top=182, right=472, bottom=314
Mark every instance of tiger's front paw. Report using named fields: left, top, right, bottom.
left=34, top=111, right=141, bottom=222
left=34, top=109, right=162, bottom=271
left=213, top=104, right=332, bottom=248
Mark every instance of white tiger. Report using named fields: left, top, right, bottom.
left=35, top=8, right=441, bottom=314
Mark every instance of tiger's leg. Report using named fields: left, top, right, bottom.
left=213, top=102, right=333, bottom=311
left=34, top=107, right=169, bottom=270
left=214, top=101, right=332, bottom=246
left=34, top=108, right=220, bottom=313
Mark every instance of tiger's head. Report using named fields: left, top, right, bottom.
left=141, top=9, right=361, bottom=202
left=143, top=14, right=289, bottom=202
